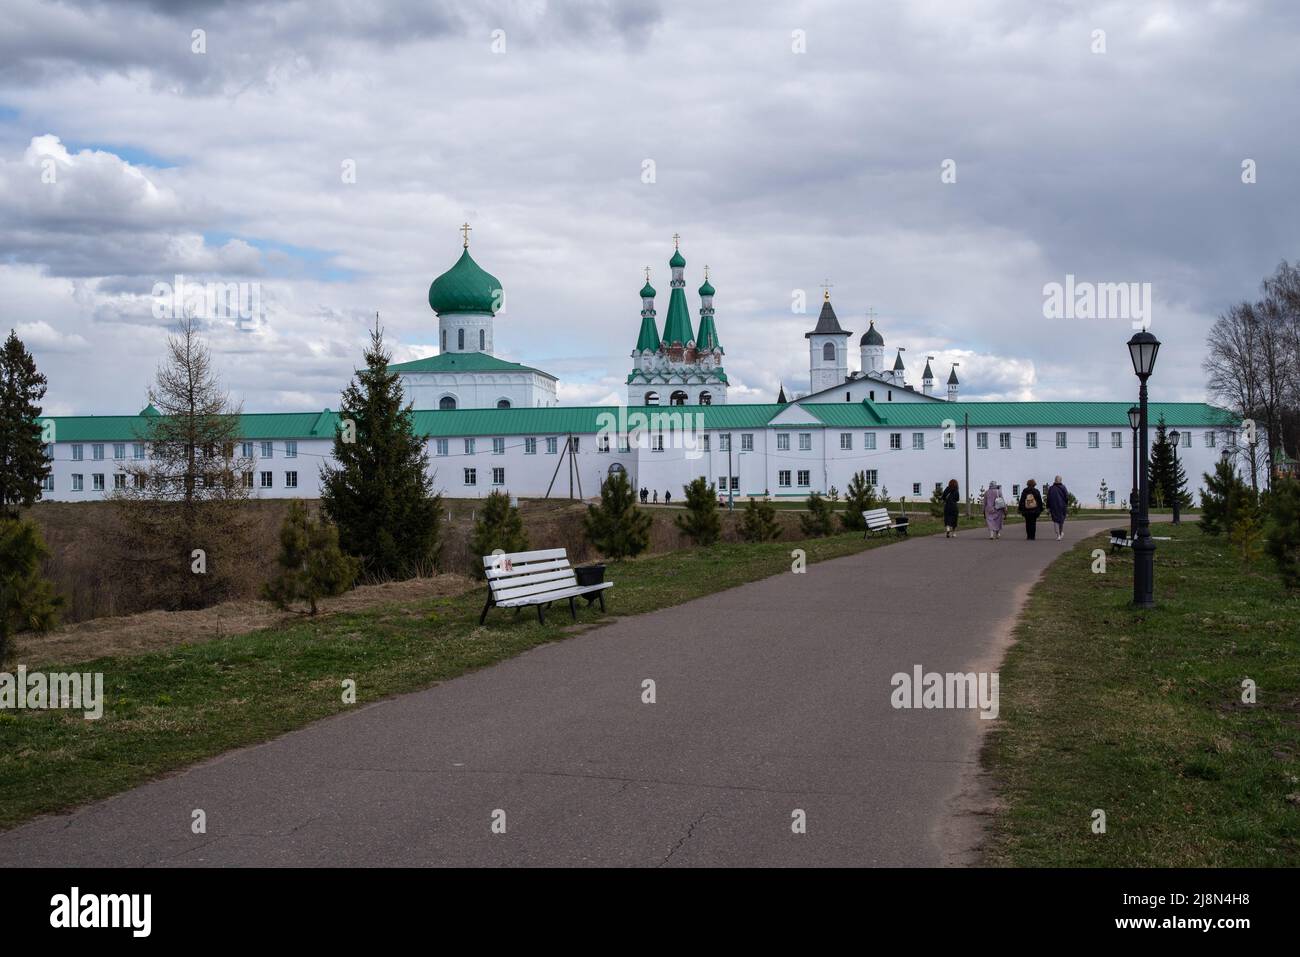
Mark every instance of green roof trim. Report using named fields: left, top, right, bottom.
left=388, top=351, right=556, bottom=380
left=428, top=248, right=502, bottom=316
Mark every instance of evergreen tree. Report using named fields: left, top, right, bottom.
left=262, top=502, right=360, bottom=614
left=1265, top=480, right=1300, bottom=588
left=799, top=491, right=835, bottom=537
left=675, top=477, right=721, bottom=545
left=0, top=517, right=62, bottom=664
left=739, top=496, right=782, bottom=542
left=321, top=326, right=442, bottom=579
left=469, top=490, right=529, bottom=577
left=928, top=483, right=945, bottom=518
left=1147, top=416, right=1190, bottom=509
left=583, top=470, right=651, bottom=559
left=840, top=471, right=878, bottom=531
left=1199, top=459, right=1249, bottom=536
left=0, top=329, right=52, bottom=517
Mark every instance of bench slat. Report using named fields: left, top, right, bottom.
left=482, top=547, right=568, bottom=568
left=486, top=558, right=572, bottom=580
left=494, top=574, right=581, bottom=602
left=497, top=582, right=613, bottom=608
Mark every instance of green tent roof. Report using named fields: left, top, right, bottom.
left=661, top=285, right=695, bottom=346
left=388, top=352, right=556, bottom=380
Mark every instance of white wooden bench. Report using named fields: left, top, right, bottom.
left=863, top=507, right=909, bottom=538
left=480, top=547, right=613, bottom=624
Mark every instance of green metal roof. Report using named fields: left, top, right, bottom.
left=428, top=248, right=502, bottom=315
left=669, top=248, right=686, bottom=268
left=838, top=401, right=1236, bottom=428
left=640, top=281, right=656, bottom=298
left=661, top=285, right=695, bottom=346
left=860, top=321, right=884, bottom=346
left=388, top=351, right=556, bottom=380
left=634, top=312, right=661, bottom=353
left=695, top=313, right=722, bottom=352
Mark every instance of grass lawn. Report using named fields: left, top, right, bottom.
left=0, top=518, right=937, bottom=832
left=982, top=527, right=1300, bottom=866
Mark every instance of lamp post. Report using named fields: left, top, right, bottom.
left=1127, top=331, right=1161, bottom=608
left=1168, top=429, right=1182, bottom=525
left=1128, top=405, right=1140, bottom=539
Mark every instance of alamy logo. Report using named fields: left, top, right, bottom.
left=0, top=667, right=103, bottom=719
left=50, top=887, right=151, bottom=937
left=151, top=273, right=264, bottom=330
left=890, top=665, right=999, bottom=719
left=1042, top=274, right=1152, bottom=329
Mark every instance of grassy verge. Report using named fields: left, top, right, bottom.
left=982, top=528, right=1300, bottom=866
left=0, top=519, right=937, bottom=831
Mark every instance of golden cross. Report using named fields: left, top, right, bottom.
left=820, top=279, right=833, bottom=301
left=866, top=305, right=878, bottom=323
left=672, top=232, right=680, bottom=250
left=460, top=222, right=472, bottom=248
left=644, top=266, right=651, bottom=283
left=704, top=264, right=710, bottom=280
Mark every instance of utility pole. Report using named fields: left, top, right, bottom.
left=964, top=412, right=971, bottom=518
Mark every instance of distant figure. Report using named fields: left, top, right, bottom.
left=941, top=479, right=961, bottom=538
left=984, top=481, right=1007, bottom=540
left=1019, top=479, right=1044, bottom=540
left=1046, top=475, right=1070, bottom=540
left=653, top=490, right=659, bottom=504
left=664, top=489, right=672, bottom=505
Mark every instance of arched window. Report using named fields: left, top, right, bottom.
left=496, top=398, right=511, bottom=409
left=645, top=391, right=659, bottom=406
left=479, top=329, right=485, bottom=351
left=670, top=390, right=688, bottom=406
left=441, top=329, right=446, bottom=352
left=699, top=391, right=712, bottom=405
left=457, top=328, right=465, bottom=350
left=439, top=396, right=457, bottom=411
left=823, top=342, right=835, bottom=362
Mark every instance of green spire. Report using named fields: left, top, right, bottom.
left=661, top=241, right=694, bottom=346
left=695, top=265, right=721, bottom=352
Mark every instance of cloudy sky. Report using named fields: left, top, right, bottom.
left=2, top=0, right=1296, bottom=415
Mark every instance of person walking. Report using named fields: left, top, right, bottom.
left=1046, top=475, right=1069, bottom=540
left=653, top=489, right=659, bottom=504
left=664, top=489, right=671, bottom=505
left=1018, top=479, right=1045, bottom=540
left=941, top=479, right=961, bottom=538
left=983, top=481, right=1007, bottom=539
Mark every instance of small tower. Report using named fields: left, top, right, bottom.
left=859, top=317, right=885, bottom=375
left=660, top=236, right=695, bottom=356
left=777, top=382, right=788, bottom=404
left=632, top=268, right=660, bottom=372
left=694, top=266, right=723, bottom=368
left=806, top=285, right=851, bottom=394
left=891, top=348, right=906, bottom=386
left=947, top=363, right=960, bottom=401
left=922, top=356, right=935, bottom=396
left=429, top=223, right=502, bottom=355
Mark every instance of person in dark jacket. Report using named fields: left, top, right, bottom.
left=941, top=479, right=961, bottom=538
left=1046, top=475, right=1069, bottom=540
left=1018, top=479, right=1045, bottom=540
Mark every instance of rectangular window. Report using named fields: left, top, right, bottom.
left=261, top=441, right=274, bottom=458
left=840, top=433, right=852, bottom=450
left=285, top=472, right=298, bottom=489
left=1108, top=489, right=1117, bottom=504
left=798, top=433, right=812, bottom=451
left=260, top=471, right=273, bottom=488
left=912, top=433, right=924, bottom=450
left=92, top=473, right=105, bottom=491
left=435, top=439, right=448, bottom=456
left=492, top=437, right=505, bottom=455
left=729, top=476, right=739, bottom=491
left=285, top=440, right=297, bottom=458
left=241, top=471, right=253, bottom=489
left=999, top=432, right=1011, bottom=449
left=1088, top=431, right=1099, bottom=448
left=71, top=473, right=83, bottom=491
left=113, top=443, right=126, bottom=460
left=1012, top=484, right=1021, bottom=497
left=1112, top=431, right=1123, bottom=448
left=524, top=437, right=537, bottom=455
left=598, top=435, right=611, bottom=453
left=1228, top=431, right=1237, bottom=448
left=943, top=432, right=955, bottom=450
left=797, top=470, right=810, bottom=487
left=241, top=441, right=254, bottom=459
left=912, top=483, right=922, bottom=496
left=92, top=443, right=104, bottom=461
left=777, top=433, right=790, bottom=451
left=652, top=434, right=664, bottom=452
left=1182, top=431, right=1192, bottom=448
left=701, top=434, right=710, bottom=452
left=42, top=475, right=54, bottom=492
left=778, top=470, right=792, bottom=487
left=741, top=434, right=754, bottom=452
left=1026, top=432, right=1037, bottom=449
left=547, top=437, right=558, bottom=454
left=464, top=438, right=475, bottom=455
left=72, top=444, right=83, bottom=461
left=1204, top=432, right=1215, bottom=448
left=44, top=443, right=54, bottom=460
left=464, top=468, right=477, bottom=485
left=1056, top=432, right=1067, bottom=449
left=864, top=433, right=876, bottom=450
left=571, top=437, right=580, bottom=453
left=492, top=467, right=505, bottom=486
left=719, top=433, right=731, bottom=452
left=113, top=473, right=126, bottom=490
left=889, top=433, right=902, bottom=450
left=976, top=432, right=988, bottom=450
left=864, top=469, right=878, bottom=487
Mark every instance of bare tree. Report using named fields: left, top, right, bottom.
left=1204, top=301, right=1265, bottom=489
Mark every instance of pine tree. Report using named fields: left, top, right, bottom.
left=0, top=517, right=62, bottom=664
left=840, top=471, right=878, bottom=531
left=0, top=329, right=52, bottom=517
left=1265, top=480, right=1300, bottom=588
left=928, top=483, right=945, bottom=518
left=1199, top=459, right=1247, bottom=536
left=469, top=490, right=530, bottom=577
left=739, top=496, right=782, bottom=542
left=262, top=502, right=360, bottom=614
left=321, top=326, right=442, bottom=579
left=1147, top=416, right=1190, bottom=509
left=675, top=477, right=721, bottom=545
left=799, top=491, right=835, bottom=537
left=583, top=470, right=651, bottom=559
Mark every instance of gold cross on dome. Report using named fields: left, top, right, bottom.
left=460, top=222, right=472, bottom=248
left=866, top=305, right=878, bottom=323
left=644, top=266, right=651, bottom=282
left=820, top=279, right=833, bottom=301
left=672, top=232, right=681, bottom=250
left=704, top=265, right=710, bottom=280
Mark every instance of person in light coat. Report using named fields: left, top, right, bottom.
left=983, top=481, right=1007, bottom=539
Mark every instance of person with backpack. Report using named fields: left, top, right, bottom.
left=1018, top=478, right=1045, bottom=540
left=1046, top=475, right=1070, bottom=540
left=941, top=479, right=961, bottom=538
left=983, top=481, right=1007, bottom=540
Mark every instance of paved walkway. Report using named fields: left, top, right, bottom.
left=2, top=519, right=1116, bottom=867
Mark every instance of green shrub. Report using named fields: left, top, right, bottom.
left=840, top=471, right=877, bottom=531
left=739, top=497, right=782, bottom=542
left=1265, top=480, right=1300, bottom=587
left=799, top=492, right=835, bottom=537
left=469, top=490, right=530, bottom=577
left=262, top=502, right=360, bottom=614
left=0, top=517, right=62, bottom=663
left=675, top=477, right=721, bottom=546
left=584, top=470, right=651, bottom=559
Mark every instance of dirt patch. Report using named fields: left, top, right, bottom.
left=13, top=574, right=478, bottom=668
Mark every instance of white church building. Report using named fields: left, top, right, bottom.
left=37, top=234, right=1254, bottom=507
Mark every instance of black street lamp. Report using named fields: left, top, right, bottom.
left=1127, top=331, right=1160, bottom=608
left=1128, top=405, right=1140, bottom=539
left=1169, top=429, right=1182, bottom=525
